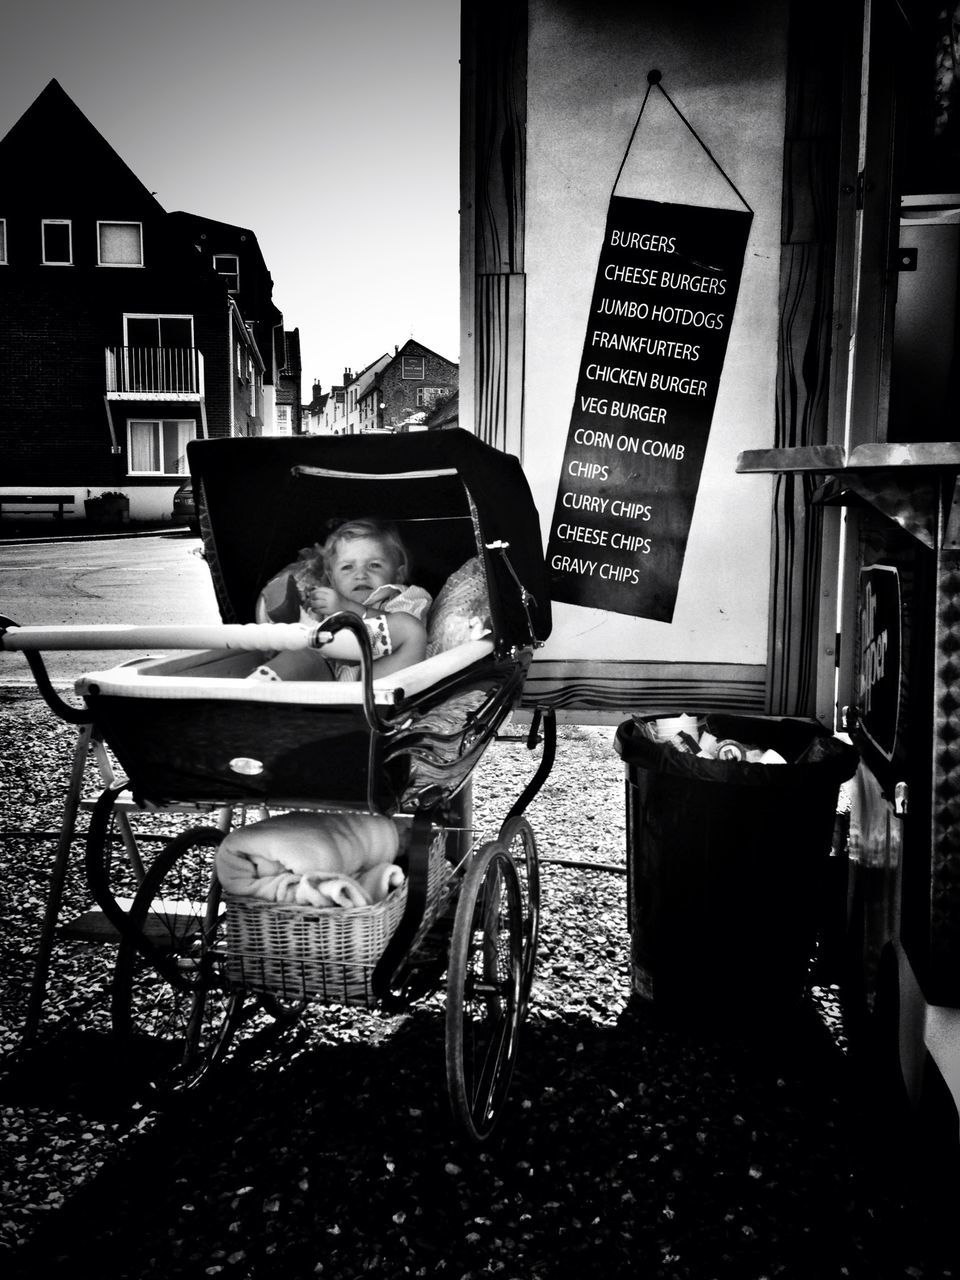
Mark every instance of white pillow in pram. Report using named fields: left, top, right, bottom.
left=426, top=557, right=492, bottom=658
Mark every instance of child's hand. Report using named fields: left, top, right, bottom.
left=304, top=585, right=353, bottom=617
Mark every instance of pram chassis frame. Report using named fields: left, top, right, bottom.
left=1, top=428, right=557, bottom=1140
left=1, top=617, right=556, bottom=1142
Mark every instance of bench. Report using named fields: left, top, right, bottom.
left=0, top=494, right=75, bottom=520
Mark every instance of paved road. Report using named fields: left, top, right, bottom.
left=0, top=531, right=221, bottom=684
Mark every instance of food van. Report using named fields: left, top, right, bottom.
left=458, top=0, right=960, bottom=1148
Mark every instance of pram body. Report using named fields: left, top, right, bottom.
left=75, top=427, right=551, bottom=812
left=1, top=428, right=556, bottom=1142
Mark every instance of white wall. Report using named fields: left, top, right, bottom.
left=523, top=0, right=786, bottom=672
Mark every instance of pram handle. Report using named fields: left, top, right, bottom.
left=0, top=616, right=94, bottom=725
left=0, top=616, right=390, bottom=737
left=320, top=611, right=391, bottom=737
left=0, top=621, right=333, bottom=652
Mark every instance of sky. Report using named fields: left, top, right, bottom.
left=0, top=0, right=462, bottom=400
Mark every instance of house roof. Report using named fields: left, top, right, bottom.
left=167, top=212, right=271, bottom=279
left=167, top=211, right=284, bottom=361
left=394, top=336, right=457, bottom=366
left=279, top=329, right=301, bottom=379
left=424, top=390, right=459, bottom=428
left=352, top=353, right=392, bottom=401
left=0, top=79, right=164, bottom=215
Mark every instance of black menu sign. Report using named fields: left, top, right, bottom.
left=547, top=195, right=752, bottom=622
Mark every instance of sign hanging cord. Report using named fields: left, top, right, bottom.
left=612, top=69, right=754, bottom=214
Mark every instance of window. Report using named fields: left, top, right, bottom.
left=213, top=254, right=239, bottom=292
left=125, top=314, right=193, bottom=348
left=123, top=315, right=195, bottom=393
left=98, top=221, right=143, bottom=266
left=42, top=219, right=72, bottom=264
left=416, top=386, right=447, bottom=408
left=276, top=405, right=291, bottom=434
left=128, top=419, right=196, bottom=474
left=401, top=356, right=425, bottom=380
left=0, top=219, right=6, bottom=264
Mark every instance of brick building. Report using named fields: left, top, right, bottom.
left=275, top=328, right=303, bottom=437
left=356, top=339, right=457, bottom=432
left=0, top=80, right=290, bottom=523
left=303, top=339, right=458, bottom=435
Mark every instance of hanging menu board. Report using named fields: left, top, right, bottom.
left=547, top=195, right=753, bottom=623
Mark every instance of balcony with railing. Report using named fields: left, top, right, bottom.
left=105, top=347, right=205, bottom=400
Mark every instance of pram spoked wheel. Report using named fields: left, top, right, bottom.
left=84, top=783, right=150, bottom=937
left=111, top=826, right=244, bottom=1091
left=497, top=815, right=540, bottom=1004
left=445, top=840, right=524, bottom=1142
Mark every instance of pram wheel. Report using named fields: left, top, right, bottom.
left=111, top=826, right=244, bottom=1092
left=84, top=783, right=149, bottom=936
left=260, top=993, right=307, bottom=1025
left=497, top=815, right=540, bottom=1005
left=445, top=841, right=523, bottom=1142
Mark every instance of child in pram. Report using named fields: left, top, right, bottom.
left=250, top=517, right=432, bottom=682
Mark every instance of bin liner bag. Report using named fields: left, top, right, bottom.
left=615, top=714, right=859, bottom=1014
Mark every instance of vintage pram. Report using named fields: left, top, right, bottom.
left=0, top=428, right=556, bottom=1142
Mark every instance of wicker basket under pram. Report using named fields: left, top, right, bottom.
left=223, top=824, right=449, bottom=1007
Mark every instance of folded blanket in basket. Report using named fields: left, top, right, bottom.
left=216, top=812, right=405, bottom=908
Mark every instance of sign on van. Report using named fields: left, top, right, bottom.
left=857, top=565, right=902, bottom=762
left=546, top=195, right=752, bottom=623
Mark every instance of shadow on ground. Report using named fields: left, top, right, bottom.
left=4, top=996, right=957, bottom=1279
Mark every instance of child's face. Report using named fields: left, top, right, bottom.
left=328, top=536, right=403, bottom=603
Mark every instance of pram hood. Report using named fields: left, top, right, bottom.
left=187, top=428, right=552, bottom=652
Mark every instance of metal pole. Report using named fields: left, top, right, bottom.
left=21, top=722, right=93, bottom=1046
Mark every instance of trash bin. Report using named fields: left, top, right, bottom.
left=614, top=712, right=859, bottom=1021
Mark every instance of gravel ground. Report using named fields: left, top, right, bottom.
left=0, top=685, right=957, bottom=1278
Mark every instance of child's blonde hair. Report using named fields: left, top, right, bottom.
left=318, top=518, right=411, bottom=585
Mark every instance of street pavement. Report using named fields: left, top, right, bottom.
left=0, top=527, right=219, bottom=684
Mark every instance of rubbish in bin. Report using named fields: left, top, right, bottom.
left=647, top=714, right=699, bottom=739
left=636, top=714, right=788, bottom=764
